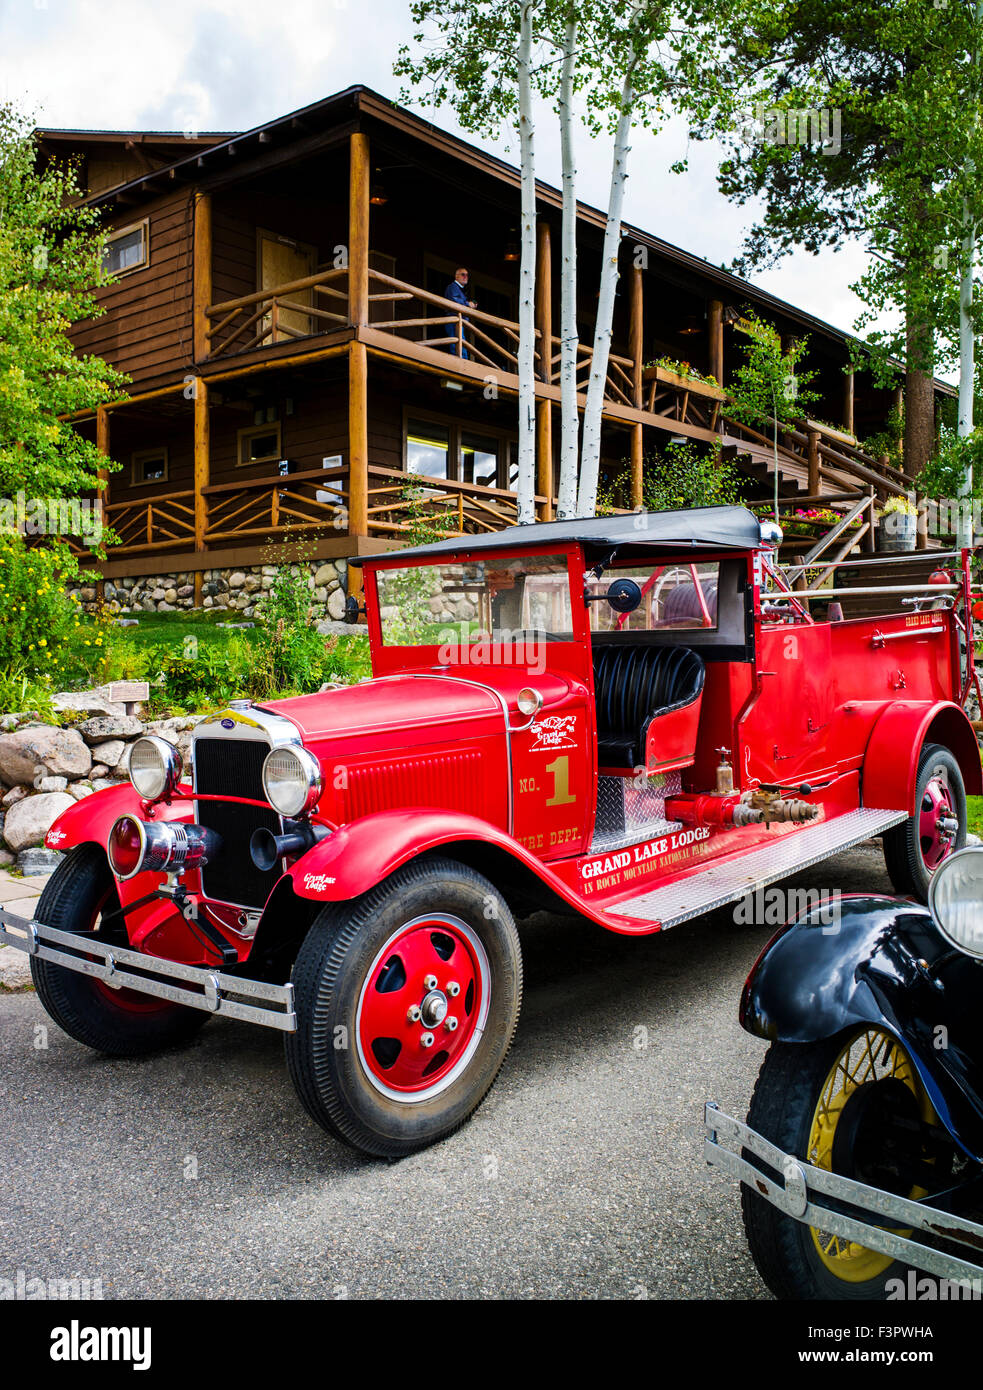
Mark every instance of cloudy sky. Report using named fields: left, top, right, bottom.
left=0, top=0, right=872, bottom=340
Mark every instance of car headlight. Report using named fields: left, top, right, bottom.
left=128, top=735, right=183, bottom=802
left=929, top=847, right=983, bottom=958
left=262, top=746, right=322, bottom=818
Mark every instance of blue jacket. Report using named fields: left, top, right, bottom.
left=445, top=280, right=470, bottom=309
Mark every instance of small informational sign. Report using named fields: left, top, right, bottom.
left=104, top=681, right=150, bottom=714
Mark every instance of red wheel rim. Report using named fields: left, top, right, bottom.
left=83, top=887, right=172, bottom=1014
left=356, top=914, right=490, bottom=1101
left=919, top=772, right=958, bottom=871
left=91, top=978, right=174, bottom=1012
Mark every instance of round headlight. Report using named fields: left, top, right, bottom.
left=929, top=847, right=983, bottom=958
left=517, top=687, right=544, bottom=718
left=262, top=746, right=322, bottom=819
left=128, top=735, right=182, bottom=802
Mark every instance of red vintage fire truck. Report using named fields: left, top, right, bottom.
left=2, top=506, right=980, bottom=1156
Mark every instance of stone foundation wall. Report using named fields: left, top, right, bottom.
left=0, top=712, right=203, bottom=872
left=70, top=559, right=351, bottom=619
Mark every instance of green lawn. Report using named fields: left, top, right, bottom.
left=112, top=609, right=264, bottom=653
left=968, top=796, right=983, bottom=840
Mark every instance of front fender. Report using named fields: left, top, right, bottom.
left=43, top=781, right=195, bottom=851
left=42, top=784, right=204, bottom=957
left=284, top=807, right=588, bottom=914
left=741, top=896, right=983, bottom=1161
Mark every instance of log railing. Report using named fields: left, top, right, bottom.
left=205, top=268, right=349, bottom=359
left=366, top=465, right=550, bottom=538
left=366, top=270, right=542, bottom=379
left=101, top=490, right=196, bottom=555
left=202, top=466, right=349, bottom=545
left=723, top=413, right=910, bottom=503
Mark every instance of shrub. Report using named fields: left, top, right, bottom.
left=599, top=440, right=743, bottom=514
left=0, top=660, right=56, bottom=719
left=0, top=534, right=79, bottom=677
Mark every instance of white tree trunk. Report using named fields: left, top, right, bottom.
left=958, top=204, right=976, bottom=547
left=576, top=72, right=635, bottom=517
left=515, top=0, right=538, bottom=525
left=957, top=0, right=982, bottom=548
left=555, top=13, right=580, bottom=520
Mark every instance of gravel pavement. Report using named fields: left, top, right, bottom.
left=0, top=845, right=895, bottom=1301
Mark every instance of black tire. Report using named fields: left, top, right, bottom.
left=742, top=1031, right=937, bottom=1300
left=883, top=742, right=967, bottom=900
left=285, top=857, right=522, bottom=1158
left=31, top=843, right=208, bottom=1057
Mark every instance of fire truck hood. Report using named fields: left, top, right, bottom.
left=264, top=673, right=505, bottom=743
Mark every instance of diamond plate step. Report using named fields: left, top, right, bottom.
left=611, top=807, right=908, bottom=929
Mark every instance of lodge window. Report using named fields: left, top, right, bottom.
left=104, top=219, right=149, bottom=277
left=237, top=421, right=282, bottom=467
left=406, top=418, right=451, bottom=481
left=131, top=447, right=168, bottom=487
left=461, top=432, right=498, bottom=487
left=403, top=410, right=515, bottom=490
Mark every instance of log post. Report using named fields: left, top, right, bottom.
left=863, top=487, right=876, bottom=553
left=630, top=266, right=644, bottom=408
left=630, top=424, right=644, bottom=511
left=193, top=378, right=209, bottom=606
left=536, top=219, right=552, bottom=383
left=193, top=192, right=212, bottom=364
left=348, top=340, right=369, bottom=538
left=708, top=299, right=724, bottom=386
left=348, top=131, right=370, bottom=328
left=536, top=399, right=553, bottom=521
left=807, top=428, right=821, bottom=497
left=842, top=369, right=854, bottom=437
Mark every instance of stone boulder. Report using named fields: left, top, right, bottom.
left=3, top=792, right=74, bottom=853
left=77, top=715, right=144, bottom=744
left=17, top=847, right=64, bottom=876
left=90, top=740, right=126, bottom=770
left=0, top=726, right=92, bottom=785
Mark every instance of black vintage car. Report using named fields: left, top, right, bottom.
left=706, top=847, right=983, bottom=1299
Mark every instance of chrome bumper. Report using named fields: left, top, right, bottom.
left=0, top=905, right=296, bottom=1033
left=705, top=1102, right=983, bottom=1284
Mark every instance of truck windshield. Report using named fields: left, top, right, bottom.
left=374, top=554, right=574, bottom=646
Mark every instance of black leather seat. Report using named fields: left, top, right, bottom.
left=592, top=644, right=705, bottom=769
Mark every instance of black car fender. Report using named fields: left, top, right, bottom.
left=740, top=894, right=983, bottom=1162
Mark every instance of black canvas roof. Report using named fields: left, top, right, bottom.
left=356, top=505, right=763, bottom=566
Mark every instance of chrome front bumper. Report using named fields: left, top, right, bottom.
left=0, top=905, right=296, bottom=1033
left=704, top=1102, right=983, bottom=1284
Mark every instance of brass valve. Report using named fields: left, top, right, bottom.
left=734, top=789, right=821, bottom=828
left=714, top=747, right=734, bottom=796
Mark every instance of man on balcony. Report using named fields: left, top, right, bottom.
left=444, top=267, right=476, bottom=359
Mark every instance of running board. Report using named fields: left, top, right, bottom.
left=609, top=808, right=908, bottom=929
left=0, top=906, right=297, bottom=1032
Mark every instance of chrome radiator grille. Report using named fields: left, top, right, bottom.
left=194, top=737, right=282, bottom=909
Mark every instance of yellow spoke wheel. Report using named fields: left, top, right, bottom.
left=806, top=1028, right=936, bottom=1283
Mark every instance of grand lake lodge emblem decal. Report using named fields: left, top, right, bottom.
left=529, top=714, right=578, bottom=751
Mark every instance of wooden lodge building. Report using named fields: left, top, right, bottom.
left=39, top=85, right=953, bottom=606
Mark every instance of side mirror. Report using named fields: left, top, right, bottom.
left=344, top=594, right=364, bottom=624
left=606, top=578, right=642, bottom=614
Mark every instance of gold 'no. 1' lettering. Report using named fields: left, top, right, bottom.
left=545, top=754, right=576, bottom=807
